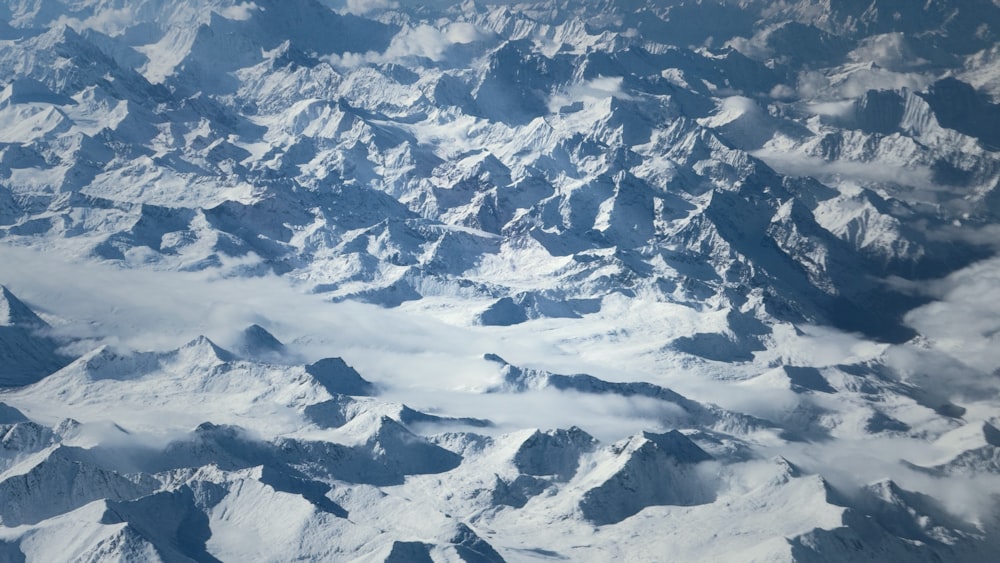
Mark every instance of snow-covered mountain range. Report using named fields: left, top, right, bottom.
left=2, top=0, right=1000, bottom=560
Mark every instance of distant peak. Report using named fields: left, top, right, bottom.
left=0, top=285, right=47, bottom=328
left=180, top=335, right=235, bottom=362
left=306, top=357, right=375, bottom=396
left=639, top=430, right=713, bottom=463
left=237, top=324, right=286, bottom=357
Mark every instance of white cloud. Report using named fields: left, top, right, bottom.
left=795, top=70, right=831, bottom=99
left=796, top=67, right=932, bottom=104
left=446, top=22, right=484, bottom=44
left=217, top=2, right=260, bottom=22
left=385, top=24, right=452, bottom=61
left=769, top=83, right=796, bottom=100
left=804, top=99, right=854, bottom=117
left=0, top=245, right=483, bottom=361
left=5, top=243, right=1000, bottom=523
left=327, top=22, right=486, bottom=67
left=725, top=35, right=773, bottom=61
left=923, top=223, right=1000, bottom=249
left=848, top=33, right=927, bottom=72
left=904, top=255, right=1000, bottom=374
left=51, top=8, right=136, bottom=36
left=751, top=149, right=935, bottom=191
left=548, top=76, right=631, bottom=112
left=343, top=0, right=399, bottom=16
left=835, top=68, right=934, bottom=99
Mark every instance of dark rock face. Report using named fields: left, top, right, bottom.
left=853, top=90, right=905, bottom=136
left=306, top=357, right=376, bottom=396
left=513, top=427, right=596, bottom=481
left=0, top=286, right=70, bottom=387
left=921, top=78, right=1000, bottom=150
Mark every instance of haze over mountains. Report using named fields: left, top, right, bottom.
left=1, top=0, right=1000, bottom=560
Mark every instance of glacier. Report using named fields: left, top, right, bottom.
left=1, top=0, right=1000, bottom=560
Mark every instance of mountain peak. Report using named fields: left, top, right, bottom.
left=0, top=0, right=999, bottom=559
left=177, top=335, right=236, bottom=363
left=305, top=357, right=376, bottom=396
left=235, top=324, right=286, bottom=359
left=0, top=286, right=46, bottom=328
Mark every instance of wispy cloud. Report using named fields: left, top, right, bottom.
left=217, top=2, right=260, bottom=21
left=548, top=76, right=632, bottom=112
left=328, top=22, right=487, bottom=67
left=903, top=255, right=1000, bottom=375
left=340, top=0, right=399, bottom=16
left=4, top=243, right=1000, bottom=525
left=751, top=149, right=935, bottom=191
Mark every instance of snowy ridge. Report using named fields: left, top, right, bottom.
left=1, top=0, right=1000, bottom=561
left=0, top=286, right=69, bottom=387
left=0, top=287, right=994, bottom=559
left=2, top=0, right=994, bottom=339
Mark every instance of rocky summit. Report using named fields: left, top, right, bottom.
left=1, top=1, right=1000, bottom=561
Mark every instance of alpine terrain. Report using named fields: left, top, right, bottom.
left=2, top=0, right=1000, bottom=560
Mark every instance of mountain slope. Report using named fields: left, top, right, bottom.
left=1, top=0, right=1000, bottom=561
